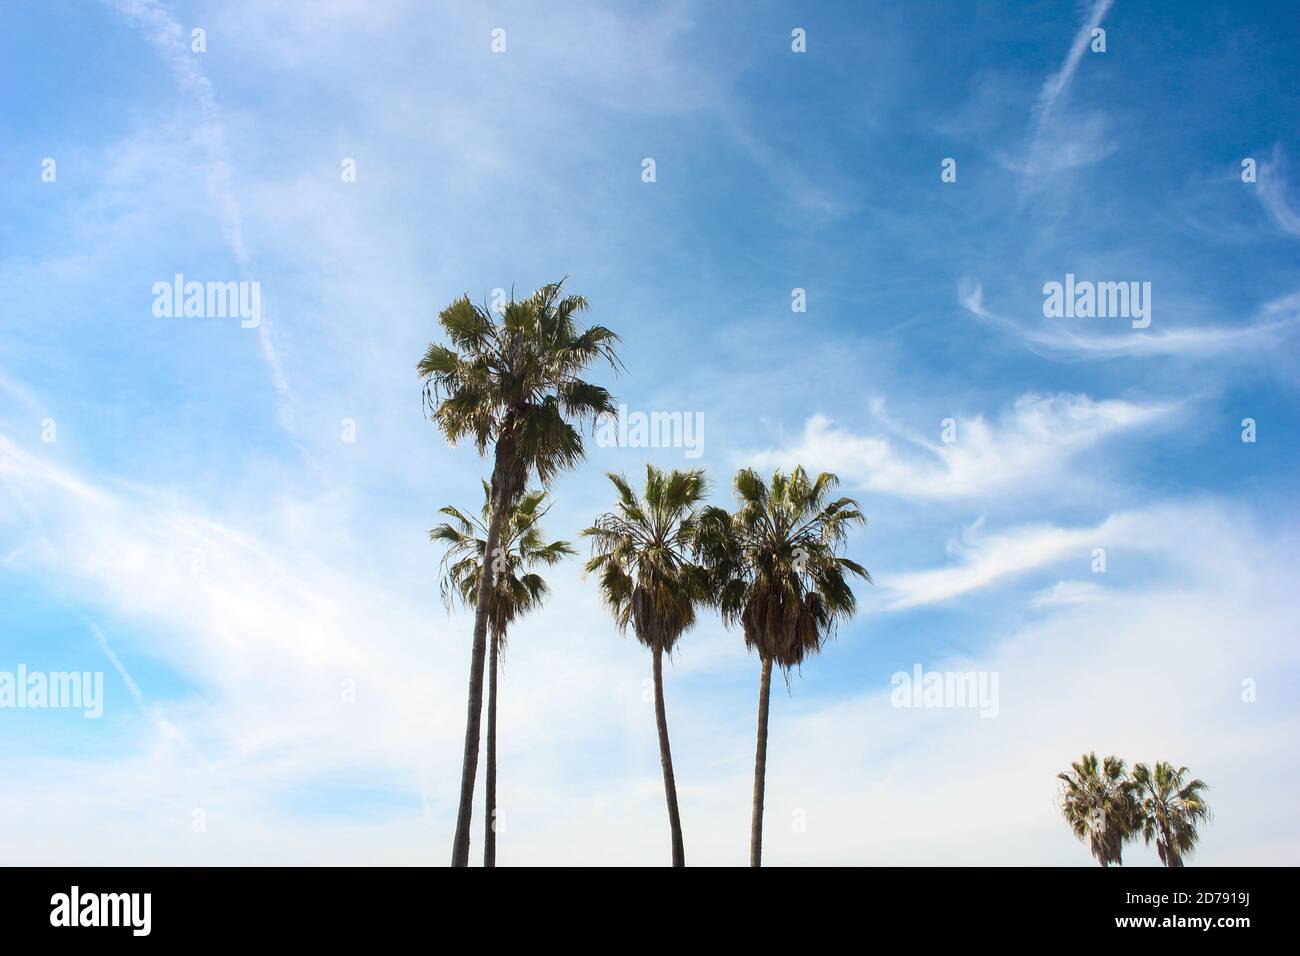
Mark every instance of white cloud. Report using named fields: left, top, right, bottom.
left=746, top=392, right=1173, bottom=501
left=751, top=521, right=1300, bottom=865
left=960, top=278, right=1300, bottom=359
left=880, top=501, right=1283, bottom=611
left=107, top=0, right=293, bottom=426
left=1018, top=0, right=1116, bottom=177
left=882, top=513, right=1138, bottom=610
left=0, top=434, right=449, bottom=773
left=1258, top=145, right=1300, bottom=238
left=1032, top=0, right=1114, bottom=124
left=1029, top=579, right=1109, bottom=608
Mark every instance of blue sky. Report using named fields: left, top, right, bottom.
left=1, top=0, right=1298, bottom=864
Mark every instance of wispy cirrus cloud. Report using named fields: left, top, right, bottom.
left=0, top=427, right=707, bottom=858
left=878, top=499, right=1286, bottom=612
left=1258, top=145, right=1300, bottom=238
left=1031, top=0, right=1114, bottom=121
left=960, top=279, right=1300, bottom=360
left=0, top=432, right=449, bottom=774
left=106, top=0, right=293, bottom=426
left=746, top=391, right=1174, bottom=501
left=1015, top=0, right=1116, bottom=178
left=881, top=512, right=1137, bottom=610
left=1028, top=579, right=1109, bottom=608
left=759, top=505, right=1300, bottom=865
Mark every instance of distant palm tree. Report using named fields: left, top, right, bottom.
left=582, top=465, right=711, bottom=866
left=1131, top=761, right=1211, bottom=867
left=431, top=485, right=574, bottom=867
left=699, top=467, right=869, bottom=866
left=1057, top=752, right=1137, bottom=866
left=419, top=280, right=621, bottom=866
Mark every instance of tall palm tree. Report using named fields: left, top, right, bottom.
left=582, top=465, right=710, bottom=866
left=419, top=279, right=621, bottom=866
left=431, top=485, right=575, bottom=867
left=1057, top=752, right=1138, bottom=866
left=1131, top=761, right=1211, bottom=867
left=699, top=466, right=869, bottom=866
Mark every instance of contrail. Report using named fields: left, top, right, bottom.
left=106, top=0, right=294, bottom=428
left=1023, top=0, right=1115, bottom=176
left=86, top=618, right=215, bottom=770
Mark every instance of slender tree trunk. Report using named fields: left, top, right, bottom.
left=484, top=633, right=499, bottom=867
left=450, top=455, right=514, bottom=867
left=750, top=655, right=773, bottom=867
left=1162, top=824, right=1182, bottom=867
left=652, top=645, right=685, bottom=866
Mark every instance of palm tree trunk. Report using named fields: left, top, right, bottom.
left=1162, top=824, right=1182, bottom=867
left=750, top=655, right=773, bottom=867
left=450, top=462, right=513, bottom=867
left=484, top=633, right=499, bottom=867
left=652, top=645, right=685, bottom=866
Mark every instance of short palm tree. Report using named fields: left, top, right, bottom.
left=431, top=485, right=574, bottom=867
left=699, top=467, right=869, bottom=866
left=582, top=465, right=711, bottom=866
left=419, top=279, right=621, bottom=866
left=1057, top=752, right=1138, bottom=866
left=1131, top=761, right=1211, bottom=867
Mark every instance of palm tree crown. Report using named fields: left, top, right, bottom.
left=702, top=466, right=870, bottom=670
left=431, top=484, right=575, bottom=647
left=582, top=465, right=711, bottom=653
left=1057, top=752, right=1138, bottom=866
left=1132, top=761, right=1211, bottom=867
left=418, top=280, right=622, bottom=499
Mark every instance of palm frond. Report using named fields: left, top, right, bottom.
left=701, top=467, right=869, bottom=670
left=418, top=280, right=622, bottom=486
left=583, top=468, right=712, bottom=654
left=430, top=484, right=571, bottom=650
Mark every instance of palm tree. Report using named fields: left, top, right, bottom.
left=431, top=485, right=575, bottom=867
left=1131, top=761, right=1211, bottom=867
left=419, top=279, right=621, bottom=866
left=699, top=466, right=869, bottom=866
left=582, top=465, right=711, bottom=866
left=1057, top=752, right=1138, bottom=866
